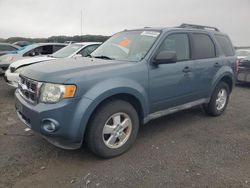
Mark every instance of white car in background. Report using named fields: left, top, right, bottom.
left=236, top=49, right=250, bottom=60
left=4, top=42, right=101, bottom=87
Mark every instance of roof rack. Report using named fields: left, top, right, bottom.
left=179, top=23, right=219, bottom=32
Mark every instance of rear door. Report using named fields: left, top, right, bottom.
left=190, top=33, right=219, bottom=98
left=149, top=32, right=197, bottom=113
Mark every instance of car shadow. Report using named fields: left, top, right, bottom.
left=236, top=82, right=250, bottom=88
left=38, top=106, right=207, bottom=161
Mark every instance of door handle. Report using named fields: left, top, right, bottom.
left=182, top=66, right=191, bottom=73
left=214, top=62, right=221, bottom=68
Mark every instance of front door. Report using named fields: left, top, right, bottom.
left=149, top=33, right=196, bottom=113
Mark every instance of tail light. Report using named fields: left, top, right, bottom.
left=236, top=59, right=240, bottom=74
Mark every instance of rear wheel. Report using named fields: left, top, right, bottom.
left=85, top=100, right=139, bottom=158
left=204, top=82, right=230, bottom=116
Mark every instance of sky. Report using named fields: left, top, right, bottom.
left=0, top=0, right=249, bottom=46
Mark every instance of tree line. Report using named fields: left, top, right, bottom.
left=0, top=35, right=110, bottom=43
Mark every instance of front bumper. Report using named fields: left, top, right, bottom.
left=15, top=90, right=93, bottom=150
left=4, top=69, right=19, bottom=88
left=237, top=68, right=250, bottom=83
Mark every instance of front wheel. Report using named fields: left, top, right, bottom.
left=85, top=100, right=139, bottom=158
left=204, top=82, right=230, bottom=116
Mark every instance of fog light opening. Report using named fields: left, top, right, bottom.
left=42, top=119, right=59, bottom=133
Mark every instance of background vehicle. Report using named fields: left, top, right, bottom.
left=15, top=24, right=236, bottom=158
left=5, top=42, right=101, bottom=87
left=64, top=41, right=77, bottom=44
left=0, top=43, right=66, bottom=74
left=237, top=55, right=250, bottom=83
left=0, top=43, right=20, bottom=56
left=236, top=49, right=250, bottom=60
left=13, top=41, right=31, bottom=48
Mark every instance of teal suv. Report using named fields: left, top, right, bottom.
left=15, top=24, right=237, bottom=158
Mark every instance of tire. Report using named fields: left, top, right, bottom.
left=204, top=81, right=230, bottom=116
left=85, top=99, right=139, bottom=158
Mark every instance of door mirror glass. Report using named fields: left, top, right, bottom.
left=154, top=50, right=177, bottom=64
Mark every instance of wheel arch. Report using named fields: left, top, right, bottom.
left=211, top=68, right=234, bottom=96
left=76, top=87, right=149, bottom=142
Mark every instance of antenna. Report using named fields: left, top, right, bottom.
left=81, top=10, right=83, bottom=42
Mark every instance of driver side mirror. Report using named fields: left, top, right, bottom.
left=153, top=50, right=177, bottom=65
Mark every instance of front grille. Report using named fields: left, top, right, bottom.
left=10, top=67, right=16, bottom=73
left=18, top=76, right=40, bottom=104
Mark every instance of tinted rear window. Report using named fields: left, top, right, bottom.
left=215, top=35, right=235, bottom=56
left=192, top=33, right=216, bottom=59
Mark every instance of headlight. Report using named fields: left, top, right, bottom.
left=40, top=83, right=76, bottom=103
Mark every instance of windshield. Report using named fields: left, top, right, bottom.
left=51, top=44, right=83, bottom=58
left=236, top=50, right=250, bottom=57
left=17, top=44, right=38, bottom=54
left=91, top=30, right=160, bottom=62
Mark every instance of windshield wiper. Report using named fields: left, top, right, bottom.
left=93, top=55, right=114, bottom=60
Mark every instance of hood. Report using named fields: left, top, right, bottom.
left=0, top=53, right=22, bottom=64
left=10, top=56, right=56, bottom=69
left=21, top=57, right=132, bottom=83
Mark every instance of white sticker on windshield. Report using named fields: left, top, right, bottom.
left=141, top=31, right=160, bottom=37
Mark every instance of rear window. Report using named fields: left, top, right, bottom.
left=0, top=44, right=17, bottom=51
left=192, top=33, right=216, bottom=59
left=215, top=35, right=235, bottom=56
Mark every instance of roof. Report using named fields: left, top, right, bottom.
left=33, top=43, right=67, bottom=46
left=126, top=23, right=225, bottom=35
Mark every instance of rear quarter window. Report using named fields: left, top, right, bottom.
left=192, top=33, right=216, bottom=59
left=215, top=35, right=235, bottom=56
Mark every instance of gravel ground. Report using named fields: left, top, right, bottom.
left=0, top=77, right=250, bottom=188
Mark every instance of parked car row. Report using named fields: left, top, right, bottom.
left=4, top=42, right=101, bottom=87
left=0, top=43, right=68, bottom=74
left=13, top=24, right=238, bottom=158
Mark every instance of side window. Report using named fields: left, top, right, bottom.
left=192, top=33, right=216, bottom=59
left=53, top=45, right=65, bottom=53
left=23, top=46, right=53, bottom=56
left=158, top=33, right=190, bottom=61
left=24, top=46, right=43, bottom=56
left=214, top=35, right=235, bottom=56
left=78, top=45, right=100, bottom=57
left=40, top=45, right=53, bottom=55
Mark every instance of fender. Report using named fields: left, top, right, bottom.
left=73, top=78, right=149, bottom=140
left=210, top=65, right=234, bottom=96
